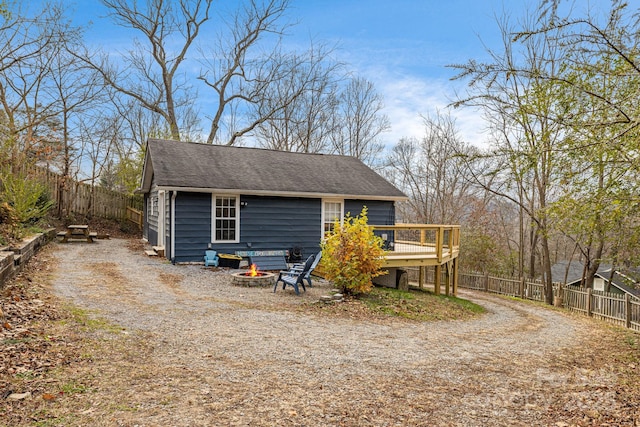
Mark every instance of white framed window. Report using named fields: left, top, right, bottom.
left=322, top=199, right=343, bottom=234
left=212, top=195, right=239, bottom=243
left=148, top=195, right=156, bottom=217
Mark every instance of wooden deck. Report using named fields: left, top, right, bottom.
left=372, top=224, right=460, bottom=295
left=384, top=242, right=458, bottom=267
left=372, top=224, right=460, bottom=267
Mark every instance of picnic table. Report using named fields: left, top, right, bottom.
left=57, top=225, right=97, bottom=243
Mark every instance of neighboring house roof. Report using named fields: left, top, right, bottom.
left=551, top=260, right=640, bottom=298
left=140, top=139, right=407, bottom=201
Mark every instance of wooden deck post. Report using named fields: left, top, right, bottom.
left=434, top=265, right=441, bottom=295
left=444, top=262, right=451, bottom=296
left=436, top=227, right=444, bottom=262
left=418, top=266, right=425, bottom=289
left=452, top=258, right=458, bottom=296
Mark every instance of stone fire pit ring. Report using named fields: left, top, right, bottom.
left=231, top=271, right=276, bottom=287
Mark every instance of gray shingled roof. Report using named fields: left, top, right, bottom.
left=141, top=139, right=407, bottom=200
left=551, top=260, right=640, bottom=298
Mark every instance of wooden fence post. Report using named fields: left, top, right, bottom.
left=519, top=277, right=525, bottom=299
left=586, top=288, right=592, bottom=316
left=626, top=293, right=632, bottom=329
left=483, top=272, right=489, bottom=293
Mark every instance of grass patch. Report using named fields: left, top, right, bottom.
left=305, top=286, right=485, bottom=322
left=360, top=287, right=485, bottom=321
left=64, top=306, right=123, bottom=334
left=60, top=381, right=89, bottom=394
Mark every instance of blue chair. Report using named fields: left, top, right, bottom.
left=204, top=250, right=219, bottom=267
left=291, top=251, right=322, bottom=287
left=274, top=254, right=315, bottom=295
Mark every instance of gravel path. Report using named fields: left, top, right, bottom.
left=49, top=238, right=625, bottom=426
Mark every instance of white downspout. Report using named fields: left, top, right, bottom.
left=171, top=191, right=177, bottom=263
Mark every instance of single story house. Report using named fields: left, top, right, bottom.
left=138, top=139, right=408, bottom=264
left=551, top=260, right=640, bottom=299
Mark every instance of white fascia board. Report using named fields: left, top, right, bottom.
left=139, top=150, right=154, bottom=193
left=154, top=186, right=408, bottom=202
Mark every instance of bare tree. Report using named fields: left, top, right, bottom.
left=451, top=11, right=568, bottom=304
left=0, top=3, right=67, bottom=171
left=253, top=44, right=342, bottom=153
left=387, top=112, right=479, bottom=225
left=87, top=0, right=212, bottom=141
left=198, top=0, right=309, bottom=145
left=331, top=76, right=390, bottom=167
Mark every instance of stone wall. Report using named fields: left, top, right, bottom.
left=0, top=228, right=56, bottom=288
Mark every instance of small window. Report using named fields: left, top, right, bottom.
left=148, top=195, right=157, bottom=216
left=593, top=278, right=605, bottom=292
left=212, top=195, right=239, bottom=243
left=322, top=200, right=343, bottom=234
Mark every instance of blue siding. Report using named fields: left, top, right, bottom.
left=143, top=193, right=150, bottom=242
left=345, top=200, right=396, bottom=245
left=211, top=196, right=322, bottom=260
left=174, top=192, right=212, bottom=263
left=345, top=200, right=395, bottom=225
left=171, top=193, right=397, bottom=263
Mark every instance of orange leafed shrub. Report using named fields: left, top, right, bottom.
left=320, top=207, right=387, bottom=295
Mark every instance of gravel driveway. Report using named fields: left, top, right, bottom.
left=49, top=238, right=632, bottom=426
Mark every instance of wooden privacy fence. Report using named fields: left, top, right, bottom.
left=458, top=272, right=640, bottom=333
left=29, top=166, right=142, bottom=220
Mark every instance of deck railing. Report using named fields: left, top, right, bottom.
left=370, top=224, right=460, bottom=263
left=126, top=207, right=144, bottom=230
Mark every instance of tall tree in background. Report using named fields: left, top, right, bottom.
left=547, top=55, right=640, bottom=286
left=251, top=43, right=342, bottom=153
left=49, top=25, right=107, bottom=216
left=198, top=0, right=299, bottom=145
left=451, top=13, right=567, bottom=304
left=522, top=0, right=640, bottom=276
left=88, top=0, right=212, bottom=142
left=0, top=3, right=67, bottom=171
left=331, top=76, right=389, bottom=167
left=387, top=112, right=478, bottom=225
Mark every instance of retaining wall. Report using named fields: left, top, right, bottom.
left=0, top=228, right=56, bottom=288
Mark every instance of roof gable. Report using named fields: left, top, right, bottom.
left=140, top=139, right=407, bottom=200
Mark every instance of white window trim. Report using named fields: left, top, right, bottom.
left=151, top=195, right=158, bottom=216
left=211, top=194, right=240, bottom=243
left=321, top=199, right=344, bottom=235
left=148, top=195, right=154, bottom=217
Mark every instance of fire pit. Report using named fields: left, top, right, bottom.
left=231, top=264, right=276, bottom=287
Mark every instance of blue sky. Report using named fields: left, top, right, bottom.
left=52, top=0, right=616, bottom=148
